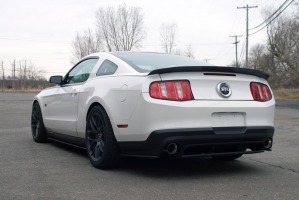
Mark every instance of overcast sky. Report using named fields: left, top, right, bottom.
left=0, top=0, right=296, bottom=78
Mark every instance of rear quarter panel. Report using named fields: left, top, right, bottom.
left=76, top=75, right=149, bottom=138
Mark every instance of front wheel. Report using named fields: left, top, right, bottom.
left=86, top=106, right=120, bottom=169
left=31, top=102, right=47, bottom=143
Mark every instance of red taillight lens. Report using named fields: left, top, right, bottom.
left=250, top=82, right=272, bottom=102
left=150, top=80, right=193, bottom=101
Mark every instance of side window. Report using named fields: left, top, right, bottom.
left=65, top=58, right=98, bottom=84
left=96, top=60, right=118, bottom=76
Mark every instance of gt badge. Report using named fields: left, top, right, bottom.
left=216, top=82, right=232, bottom=98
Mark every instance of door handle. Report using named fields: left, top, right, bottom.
left=71, top=89, right=77, bottom=96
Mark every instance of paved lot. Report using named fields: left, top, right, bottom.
left=0, top=93, right=298, bottom=200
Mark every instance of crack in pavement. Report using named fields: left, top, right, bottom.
left=244, top=157, right=299, bottom=174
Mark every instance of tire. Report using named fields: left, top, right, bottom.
left=212, top=154, right=243, bottom=161
left=31, top=102, right=47, bottom=143
left=86, top=106, right=120, bottom=169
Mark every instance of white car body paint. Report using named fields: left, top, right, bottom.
left=33, top=52, right=275, bottom=155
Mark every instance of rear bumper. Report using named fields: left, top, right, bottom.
left=118, top=126, right=274, bottom=158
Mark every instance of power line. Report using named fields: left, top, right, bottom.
left=237, top=4, right=258, bottom=68
left=0, top=36, right=231, bottom=47
left=230, top=35, right=242, bottom=67
left=249, top=0, right=295, bottom=35
left=249, top=0, right=292, bottom=30
left=142, top=42, right=230, bottom=47
left=203, top=59, right=211, bottom=63
left=212, top=42, right=233, bottom=61
left=238, top=34, right=246, bottom=64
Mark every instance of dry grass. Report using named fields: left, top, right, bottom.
left=0, top=88, right=42, bottom=93
left=272, top=88, right=299, bottom=100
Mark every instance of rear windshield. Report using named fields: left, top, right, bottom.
left=111, top=52, right=210, bottom=73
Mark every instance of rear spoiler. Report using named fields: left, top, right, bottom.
left=148, top=66, right=269, bottom=80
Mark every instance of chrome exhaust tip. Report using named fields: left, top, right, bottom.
left=166, top=143, right=178, bottom=155
left=264, top=138, right=272, bottom=149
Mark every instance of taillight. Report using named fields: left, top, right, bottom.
left=150, top=80, right=193, bottom=101
left=250, top=82, right=272, bottom=102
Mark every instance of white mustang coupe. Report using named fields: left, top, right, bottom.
left=31, top=52, right=275, bottom=169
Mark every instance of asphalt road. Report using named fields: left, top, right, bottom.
left=0, top=93, right=298, bottom=200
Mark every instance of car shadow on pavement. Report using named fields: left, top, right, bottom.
left=46, top=141, right=264, bottom=179
left=118, top=157, right=264, bottom=179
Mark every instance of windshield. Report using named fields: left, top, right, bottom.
left=111, top=52, right=211, bottom=73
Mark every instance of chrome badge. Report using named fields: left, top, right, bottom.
left=216, top=82, right=232, bottom=98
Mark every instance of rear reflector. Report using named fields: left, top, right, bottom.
left=150, top=80, right=193, bottom=101
left=117, top=124, right=128, bottom=128
left=250, top=82, right=272, bottom=102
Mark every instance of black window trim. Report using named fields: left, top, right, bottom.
left=62, top=56, right=99, bottom=86
left=96, top=59, right=118, bottom=76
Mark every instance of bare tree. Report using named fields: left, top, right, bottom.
left=17, top=59, right=31, bottom=90
left=246, top=5, right=299, bottom=88
left=159, top=22, right=177, bottom=54
left=248, top=43, right=266, bottom=70
left=172, top=49, right=181, bottom=55
left=95, top=4, right=145, bottom=51
left=72, top=28, right=102, bottom=62
left=266, top=14, right=299, bottom=87
left=0, top=59, right=48, bottom=90
left=184, top=44, right=195, bottom=58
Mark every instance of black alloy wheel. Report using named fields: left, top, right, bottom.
left=86, top=112, right=105, bottom=161
left=31, top=102, right=47, bottom=142
left=86, top=106, right=120, bottom=169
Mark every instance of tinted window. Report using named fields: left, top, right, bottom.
left=111, top=52, right=209, bottom=73
left=65, top=58, right=98, bottom=84
left=96, top=60, right=118, bottom=76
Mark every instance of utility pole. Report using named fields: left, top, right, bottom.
left=230, top=35, right=242, bottom=67
left=24, top=60, right=27, bottom=89
left=203, top=59, right=211, bottom=63
left=13, top=59, right=16, bottom=79
left=19, top=61, right=22, bottom=90
left=12, top=59, right=16, bottom=90
left=237, top=4, right=258, bottom=68
left=1, top=61, right=4, bottom=92
left=24, top=60, right=27, bottom=79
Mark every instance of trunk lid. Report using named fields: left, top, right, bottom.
left=152, top=67, right=269, bottom=101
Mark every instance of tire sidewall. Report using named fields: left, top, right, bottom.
left=86, top=106, right=116, bottom=168
left=31, top=102, right=47, bottom=142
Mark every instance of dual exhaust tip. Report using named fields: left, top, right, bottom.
left=264, top=138, right=273, bottom=149
left=166, top=139, right=272, bottom=155
left=166, top=143, right=178, bottom=155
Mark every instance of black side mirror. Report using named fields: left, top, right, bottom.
left=49, top=75, right=63, bottom=85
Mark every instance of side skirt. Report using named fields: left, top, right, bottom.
left=47, top=131, right=86, bottom=149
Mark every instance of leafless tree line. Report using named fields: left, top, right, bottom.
left=72, top=4, right=298, bottom=89
left=0, top=60, right=48, bottom=91
left=72, top=4, right=195, bottom=63
left=72, top=29, right=102, bottom=62
left=96, top=5, right=145, bottom=52
left=159, top=22, right=195, bottom=58
left=72, top=4, right=146, bottom=62
left=247, top=6, right=299, bottom=88
left=160, top=22, right=177, bottom=54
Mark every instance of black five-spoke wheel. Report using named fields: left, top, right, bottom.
left=86, top=112, right=105, bottom=161
left=31, top=102, right=47, bottom=143
left=86, top=106, right=120, bottom=169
